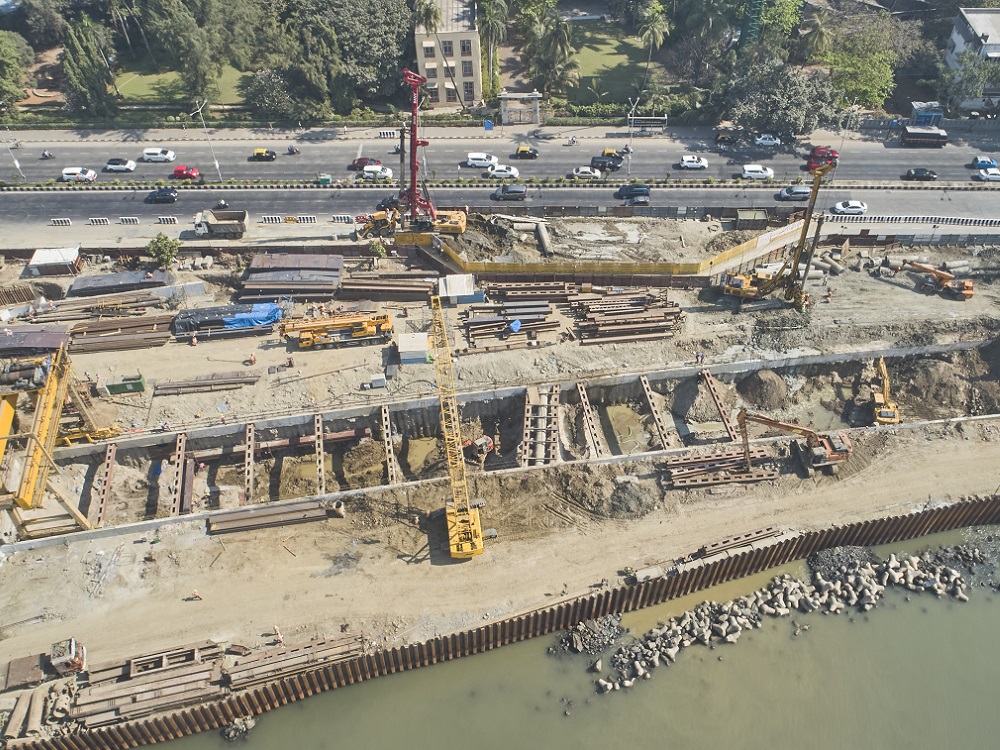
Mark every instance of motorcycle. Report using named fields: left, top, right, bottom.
left=566, top=137, right=579, bottom=146
left=9, top=139, right=19, bottom=149
left=215, top=199, right=229, bottom=209
left=621, top=144, right=633, bottom=155
left=41, top=150, right=54, bottom=160
left=287, top=145, right=301, bottom=155
left=392, top=144, right=402, bottom=155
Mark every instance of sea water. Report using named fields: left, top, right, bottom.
left=173, top=530, right=1000, bottom=749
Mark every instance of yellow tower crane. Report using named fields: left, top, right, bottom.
left=428, top=295, right=484, bottom=559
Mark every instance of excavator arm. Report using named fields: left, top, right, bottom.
left=901, top=260, right=955, bottom=283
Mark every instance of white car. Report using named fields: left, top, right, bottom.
left=142, top=148, right=176, bottom=163
left=572, top=166, right=602, bottom=180
left=357, top=165, right=393, bottom=181
left=679, top=155, right=708, bottom=170
left=741, top=164, right=774, bottom=180
left=466, top=152, right=499, bottom=168
left=487, top=164, right=519, bottom=179
left=977, top=167, right=1000, bottom=181
left=105, top=158, right=137, bottom=172
left=755, top=134, right=782, bottom=147
left=832, top=200, right=868, bottom=215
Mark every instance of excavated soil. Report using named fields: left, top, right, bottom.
left=736, top=369, right=788, bottom=410
left=342, top=439, right=386, bottom=489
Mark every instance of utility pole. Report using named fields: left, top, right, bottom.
left=0, top=110, right=25, bottom=181
left=627, top=97, right=640, bottom=178
left=191, top=100, right=223, bottom=182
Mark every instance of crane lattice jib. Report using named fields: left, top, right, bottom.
left=16, top=345, right=71, bottom=510
left=429, top=295, right=484, bottom=558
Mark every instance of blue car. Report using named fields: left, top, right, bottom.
left=972, top=155, right=997, bottom=169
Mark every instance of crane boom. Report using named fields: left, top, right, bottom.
left=901, top=260, right=955, bottom=282
left=429, top=295, right=484, bottom=559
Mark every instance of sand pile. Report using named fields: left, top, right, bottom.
left=670, top=378, right=728, bottom=422
left=736, top=369, right=787, bottom=410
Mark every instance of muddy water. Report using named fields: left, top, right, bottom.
left=404, top=437, right=438, bottom=475
left=602, top=404, right=653, bottom=455
left=172, top=529, right=1000, bottom=750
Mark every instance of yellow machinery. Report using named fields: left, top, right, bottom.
left=723, top=161, right=835, bottom=310
left=429, top=295, right=484, bottom=559
left=897, top=260, right=974, bottom=300
left=357, top=208, right=401, bottom=239
left=431, top=210, right=467, bottom=235
left=0, top=345, right=71, bottom=510
left=737, top=407, right=852, bottom=477
left=279, top=313, right=394, bottom=349
left=872, top=357, right=900, bottom=426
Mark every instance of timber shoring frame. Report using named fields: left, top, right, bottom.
left=17, top=494, right=1000, bottom=750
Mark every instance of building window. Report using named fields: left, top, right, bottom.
left=428, top=88, right=440, bottom=103
left=461, top=39, right=472, bottom=56
left=446, top=87, right=458, bottom=102
left=426, top=66, right=437, bottom=79
left=441, top=40, right=453, bottom=57
left=463, top=82, right=475, bottom=102
left=443, top=62, right=454, bottom=77
left=462, top=61, right=473, bottom=77
left=423, top=44, right=435, bottom=58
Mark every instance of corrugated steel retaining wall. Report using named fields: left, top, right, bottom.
left=17, top=494, right=1000, bottom=750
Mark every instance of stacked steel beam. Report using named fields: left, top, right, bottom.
left=571, top=293, right=685, bottom=345
left=337, top=276, right=436, bottom=301
left=660, top=447, right=779, bottom=488
left=238, top=254, right=343, bottom=301
left=463, top=300, right=559, bottom=343
left=484, top=281, right=576, bottom=302
left=30, top=292, right=165, bottom=324
left=68, top=314, right=175, bottom=353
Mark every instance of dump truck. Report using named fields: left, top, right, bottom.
left=194, top=209, right=249, bottom=238
left=279, top=313, right=393, bottom=348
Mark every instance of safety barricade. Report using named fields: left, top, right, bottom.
left=89, top=217, right=111, bottom=226
left=157, top=216, right=178, bottom=224
left=261, top=215, right=283, bottom=224
left=331, top=214, right=354, bottom=224
left=119, top=216, right=140, bottom=225
left=284, top=216, right=298, bottom=223
left=297, top=215, right=317, bottom=224
left=50, top=218, right=72, bottom=226
left=378, top=130, right=398, bottom=139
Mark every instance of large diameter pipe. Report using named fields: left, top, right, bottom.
left=821, top=254, right=845, bottom=275
left=25, top=685, right=47, bottom=736
left=536, top=223, right=551, bottom=257
left=3, top=691, right=31, bottom=740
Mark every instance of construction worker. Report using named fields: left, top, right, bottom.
left=191, top=590, right=202, bottom=601
left=249, top=352, right=256, bottom=366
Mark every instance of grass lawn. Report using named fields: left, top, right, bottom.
left=115, top=62, right=248, bottom=105
left=569, top=24, right=651, bottom=104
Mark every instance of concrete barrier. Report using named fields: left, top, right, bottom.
left=156, top=216, right=178, bottom=225
left=89, top=217, right=111, bottom=226
left=50, top=218, right=72, bottom=226
left=119, top=217, right=140, bottom=225
left=261, top=216, right=282, bottom=224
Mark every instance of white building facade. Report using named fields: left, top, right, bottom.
left=414, top=0, right=483, bottom=108
left=947, top=8, right=1000, bottom=108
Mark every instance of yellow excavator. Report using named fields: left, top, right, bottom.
left=356, top=208, right=401, bottom=240
left=871, top=357, right=900, bottom=426
left=737, top=407, right=852, bottom=477
left=429, top=295, right=485, bottom=558
left=723, top=161, right=835, bottom=310
left=279, top=312, right=394, bottom=348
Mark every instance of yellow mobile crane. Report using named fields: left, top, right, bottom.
left=723, top=161, right=835, bottom=310
left=279, top=313, right=394, bottom=349
left=871, top=357, right=901, bottom=426
left=429, top=295, right=484, bottom=559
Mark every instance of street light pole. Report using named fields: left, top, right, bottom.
left=0, top=111, right=25, bottom=181
left=627, top=97, right=640, bottom=178
left=191, top=100, right=223, bottom=182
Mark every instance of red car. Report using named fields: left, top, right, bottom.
left=173, top=165, right=200, bottom=180
left=807, top=146, right=839, bottom=169
left=349, top=157, right=382, bottom=171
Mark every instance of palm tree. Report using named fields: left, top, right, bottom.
left=478, top=0, right=507, bottom=97
left=543, top=6, right=574, bottom=62
left=539, top=56, right=580, bottom=98
left=684, top=0, right=730, bottom=40
left=800, top=9, right=832, bottom=61
left=586, top=81, right=609, bottom=103
left=637, top=2, right=671, bottom=93
left=414, top=0, right=468, bottom=113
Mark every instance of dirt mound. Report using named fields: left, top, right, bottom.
left=342, top=438, right=386, bottom=489
left=898, top=359, right=969, bottom=412
left=671, top=378, right=727, bottom=422
left=556, top=465, right=661, bottom=519
left=736, top=369, right=787, bottom=410
left=446, top=215, right=520, bottom=262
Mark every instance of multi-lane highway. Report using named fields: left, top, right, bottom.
left=0, top=185, right=993, bottom=227
left=3, top=127, right=1000, bottom=185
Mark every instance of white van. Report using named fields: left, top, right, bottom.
left=361, top=165, right=393, bottom=180
left=142, top=148, right=176, bottom=162
left=466, top=152, right=498, bottom=169
left=61, top=167, right=97, bottom=183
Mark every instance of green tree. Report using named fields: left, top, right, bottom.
left=61, top=23, right=118, bottom=116
left=637, top=2, right=671, bottom=93
left=147, top=232, right=180, bottom=267
left=479, top=0, right=508, bottom=97
left=934, top=50, right=1000, bottom=114
left=761, top=0, right=801, bottom=38
left=0, top=33, right=30, bottom=121
left=145, top=0, right=221, bottom=99
left=799, top=9, right=831, bottom=60
left=16, top=0, right=67, bottom=49
left=241, top=68, right=296, bottom=118
left=723, top=57, right=840, bottom=135
left=682, top=0, right=733, bottom=40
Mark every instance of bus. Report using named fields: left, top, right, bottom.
left=901, top=125, right=948, bottom=147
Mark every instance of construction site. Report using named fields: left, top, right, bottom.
left=1, top=72, right=1000, bottom=749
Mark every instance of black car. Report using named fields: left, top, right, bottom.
left=147, top=186, right=179, bottom=203
left=590, top=156, right=622, bottom=172
left=376, top=194, right=401, bottom=211
left=904, top=168, right=938, bottom=181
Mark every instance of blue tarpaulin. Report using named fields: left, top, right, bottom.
left=223, top=303, right=283, bottom=329
left=509, top=319, right=522, bottom=333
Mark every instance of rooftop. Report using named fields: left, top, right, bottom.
left=958, top=8, right=1000, bottom=44
left=416, top=0, right=475, bottom=35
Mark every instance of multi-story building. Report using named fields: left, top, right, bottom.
left=947, top=8, right=1000, bottom=107
left=414, top=0, right=482, bottom=108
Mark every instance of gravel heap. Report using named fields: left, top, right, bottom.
left=807, top=545, right=881, bottom=580
left=551, top=615, right=627, bottom=656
